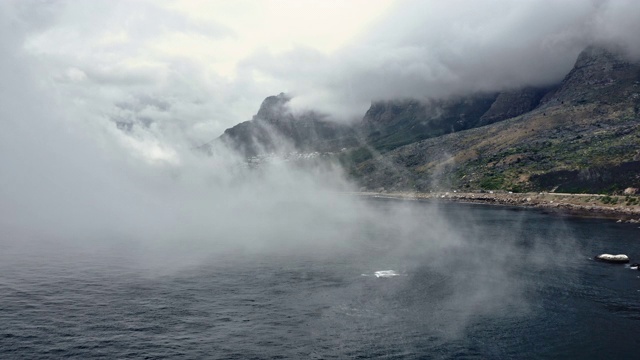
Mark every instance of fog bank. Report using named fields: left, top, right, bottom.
left=1, top=2, right=583, bottom=337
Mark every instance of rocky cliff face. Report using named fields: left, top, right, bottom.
left=216, top=87, right=551, bottom=158
left=216, top=93, right=358, bottom=157
left=361, top=93, right=499, bottom=152
left=478, top=86, right=551, bottom=126
left=541, top=45, right=640, bottom=106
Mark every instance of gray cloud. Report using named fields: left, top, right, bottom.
left=245, top=0, right=640, bottom=119
left=15, top=0, right=245, bottom=148
left=9, top=0, right=640, bottom=139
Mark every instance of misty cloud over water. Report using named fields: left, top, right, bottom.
left=0, top=1, right=612, bottom=343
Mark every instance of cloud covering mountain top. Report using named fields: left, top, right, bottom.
left=278, top=0, right=640, bottom=118
left=4, top=0, right=640, bottom=159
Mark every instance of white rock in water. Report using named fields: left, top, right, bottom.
left=374, top=270, right=400, bottom=278
left=596, top=254, right=629, bottom=263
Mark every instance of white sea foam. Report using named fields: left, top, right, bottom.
left=374, top=270, right=400, bottom=278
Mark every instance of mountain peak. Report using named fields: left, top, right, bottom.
left=541, top=44, right=640, bottom=106
left=574, top=44, right=630, bottom=69
left=254, top=92, right=292, bottom=123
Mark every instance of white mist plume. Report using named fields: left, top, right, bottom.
left=0, top=7, right=360, bottom=260
left=1, top=2, right=582, bottom=338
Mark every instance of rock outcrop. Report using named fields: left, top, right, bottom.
left=214, top=93, right=358, bottom=157
left=541, top=45, right=640, bottom=106
left=478, top=86, right=552, bottom=126
left=361, top=93, right=498, bottom=152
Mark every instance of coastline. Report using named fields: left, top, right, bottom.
left=354, top=191, right=640, bottom=221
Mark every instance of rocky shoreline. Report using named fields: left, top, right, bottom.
left=356, top=191, right=640, bottom=221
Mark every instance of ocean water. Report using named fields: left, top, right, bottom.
left=2, top=200, right=639, bottom=359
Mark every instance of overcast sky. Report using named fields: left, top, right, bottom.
left=4, top=0, right=640, bottom=161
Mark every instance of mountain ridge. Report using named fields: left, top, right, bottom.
left=212, top=45, right=640, bottom=194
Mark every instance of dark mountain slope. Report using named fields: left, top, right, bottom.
left=209, top=93, right=359, bottom=157
left=541, top=45, right=640, bottom=107
left=214, top=88, right=554, bottom=159
left=352, top=46, right=640, bottom=193
left=213, top=79, right=558, bottom=160
left=361, top=93, right=499, bottom=152
left=478, top=86, right=552, bottom=126
left=210, top=45, right=640, bottom=194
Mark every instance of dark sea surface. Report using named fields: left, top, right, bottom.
left=2, top=200, right=640, bottom=359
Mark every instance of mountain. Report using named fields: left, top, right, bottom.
left=207, top=93, right=358, bottom=157
left=541, top=45, right=640, bottom=106
left=478, top=86, right=552, bottom=126
left=213, top=45, right=640, bottom=194
left=351, top=45, right=640, bottom=193
left=361, top=93, right=499, bottom=152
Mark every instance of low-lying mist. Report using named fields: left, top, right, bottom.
left=1, top=16, right=581, bottom=339
left=1, top=81, right=581, bottom=338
